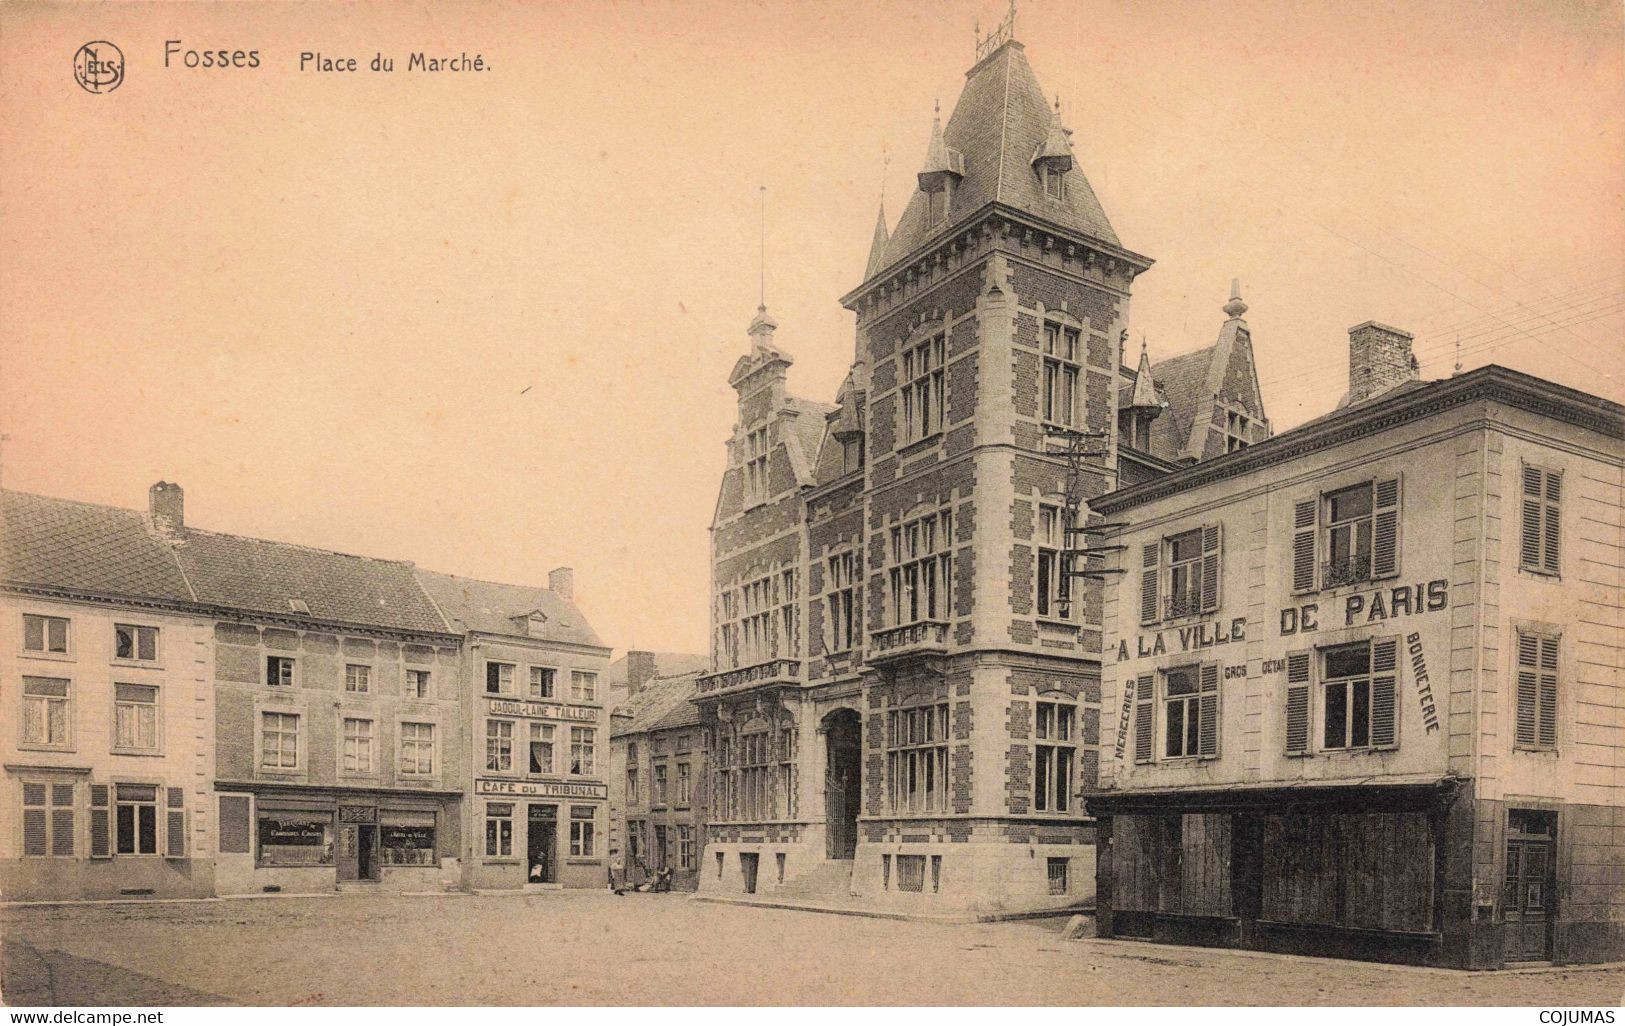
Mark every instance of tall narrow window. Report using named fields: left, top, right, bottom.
left=1514, top=630, right=1559, bottom=750
left=570, top=806, right=596, bottom=856
left=825, top=551, right=857, bottom=654
left=1520, top=465, right=1562, bottom=575
left=570, top=727, right=595, bottom=775
left=114, top=624, right=158, bottom=662
left=342, top=717, right=374, bottom=773
left=260, top=712, right=299, bottom=769
left=529, top=666, right=556, bottom=699
left=1036, top=505, right=1075, bottom=620
left=22, top=614, right=69, bottom=655
left=745, top=427, right=770, bottom=505
left=1034, top=700, right=1076, bottom=812
left=1165, top=529, right=1204, bottom=619
left=889, top=509, right=953, bottom=626
left=778, top=725, right=797, bottom=819
left=115, top=784, right=159, bottom=856
left=399, top=722, right=436, bottom=775
left=529, top=723, right=555, bottom=774
left=1163, top=666, right=1202, bottom=759
left=21, top=677, right=71, bottom=748
left=887, top=703, right=950, bottom=813
left=485, top=803, right=514, bottom=857
left=1324, top=483, right=1374, bottom=587
left=114, top=684, right=159, bottom=752
left=486, top=719, right=514, bottom=772
left=676, top=761, right=692, bottom=805
left=1041, top=323, right=1081, bottom=427
left=900, top=334, right=946, bottom=443
left=778, top=569, right=797, bottom=659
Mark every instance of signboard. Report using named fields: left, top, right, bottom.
left=475, top=778, right=608, bottom=800
left=338, top=806, right=377, bottom=823
left=261, top=818, right=327, bottom=845
left=485, top=698, right=597, bottom=722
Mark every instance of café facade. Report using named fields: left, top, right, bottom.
left=1088, top=350, right=1624, bottom=968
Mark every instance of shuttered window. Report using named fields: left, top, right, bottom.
left=1133, top=674, right=1155, bottom=764
left=22, top=782, right=76, bottom=857
left=1515, top=630, right=1559, bottom=750
left=89, top=784, right=111, bottom=858
left=1291, top=499, right=1318, bottom=593
left=1520, top=465, right=1562, bottom=575
left=1161, top=663, right=1222, bottom=760
left=1285, top=652, right=1312, bottom=755
left=1199, top=525, right=1222, bottom=613
left=1321, top=638, right=1399, bottom=751
left=1197, top=662, right=1221, bottom=758
left=1140, top=543, right=1160, bottom=625
left=166, top=787, right=186, bottom=858
left=1147, top=525, right=1223, bottom=623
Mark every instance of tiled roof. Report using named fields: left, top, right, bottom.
left=415, top=569, right=604, bottom=648
left=2, top=491, right=194, bottom=604
left=613, top=670, right=702, bottom=737
left=874, top=41, right=1119, bottom=277
left=1146, top=345, right=1216, bottom=461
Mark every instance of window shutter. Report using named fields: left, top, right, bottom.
left=1372, top=476, right=1402, bottom=579
left=89, top=783, right=111, bottom=859
left=51, top=783, right=75, bottom=857
left=1520, top=466, right=1544, bottom=569
left=1538, top=636, right=1559, bottom=747
left=22, top=782, right=47, bottom=857
left=1140, top=542, right=1160, bottom=626
left=1542, top=472, right=1562, bottom=574
left=1198, top=662, right=1221, bottom=759
left=1370, top=637, right=1398, bottom=748
left=166, top=787, right=186, bottom=858
left=1515, top=631, right=1539, bottom=747
left=1285, top=651, right=1311, bottom=755
left=1200, top=524, right=1222, bottom=613
left=1133, top=674, right=1155, bottom=764
left=1292, top=499, right=1318, bottom=594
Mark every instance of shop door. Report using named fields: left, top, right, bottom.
left=338, top=824, right=360, bottom=882
left=527, top=804, right=557, bottom=883
left=654, top=825, right=668, bottom=870
left=357, top=824, right=379, bottom=881
left=1504, top=810, right=1557, bottom=962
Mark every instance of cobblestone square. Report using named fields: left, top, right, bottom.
left=2, top=894, right=1619, bottom=1006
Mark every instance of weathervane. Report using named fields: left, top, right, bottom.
left=975, top=0, right=1017, bottom=61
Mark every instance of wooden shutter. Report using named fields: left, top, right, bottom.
left=1285, top=651, right=1311, bottom=755
left=1198, top=662, right=1221, bottom=759
left=1538, top=635, right=1560, bottom=747
left=1291, top=499, right=1318, bottom=594
left=1541, top=471, right=1562, bottom=574
left=21, top=782, right=47, bottom=857
left=1372, top=476, right=1402, bottom=579
left=1200, top=524, right=1222, bottom=613
left=1515, top=631, right=1539, bottom=747
left=1140, top=542, right=1160, bottom=625
left=51, top=783, right=75, bottom=857
left=1521, top=466, right=1563, bottom=573
left=1133, top=674, right=1155, bottom=764
left=1520, top=466, right=1544, bottom=569
left=1370, top=637, right=1398, bottom=748
left=166, top=787, right=186, bottom=858
left=89, top=783, right=112, bottom=858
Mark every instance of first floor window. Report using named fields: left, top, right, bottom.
left=1318, top=639, right=1398, bottom=751
left=485, top=802, right=513, bottom=857
left=344, top=664, right=371, bottom=693
left=889, top=509, right=953, bottom=626
left=400, top=722, right=435, bottom=775
left=405, top=668, right=431, bottom=698
left=1515, top=630, right=1560, bottom=750
left=529, top=666, right=556, bottom=699
left=486, top=662, right=515, bottom=695
left=114, top=623, right=158, bottom=662
left=627, top=764, right=640, bottom=805
left=114, top=684, right=159, bottom=752
left=1164, top=666, right=1201, bottom=759
left=888, top=703, right=949, bottom=813
left=486, top=719, right=514, bottom=772
left=1041, top=321, right=1081, bottom=427
left=570, top=727, right=595, bottom=775
left=22, top=677, right=71, bottom=748
left=1520, top=465, right=1562, bottom=574
left=1034, top=700, right=1076, bottom=812
left=825, top=550, right=857, bottom=654
left=266, top=656, right=294, bottom=687
left=676, top=762, right=692, bottom=805
left=529, top=723, right=555, bottom=774
left=115, top=783, right=159, bottom=855
left=570, top=806, right=596, bottom=856
left=1036, top=505, right=1075, bottom=620
left=342, top=717, right=374, bottom=773
left=21, top=781, right=75, bottom=857
left=571, top=671, right=598, bottom=703
left=22, top=613, right=69, bottom=654
left=260, top=712, right=299, bottom=769
left=654, top=763, right=668, bottom=804
left=900, top=333, right=946, bottom=442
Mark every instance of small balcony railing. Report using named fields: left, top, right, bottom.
left=696, top=658, right=802, bottom=696
left=1164, top=591, right=1203, bottom=620
left=868, top=620, right=951, bottom=666
left=1322, top=554, right=1373, bottom=589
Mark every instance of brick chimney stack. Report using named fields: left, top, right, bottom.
left=625, top=651, right=657, bottom=695
left=548, top=566, right=574, bottom=602
left=148, top=481, right=184, bottom=538
left=1347, top=321, right=1419, bottom=405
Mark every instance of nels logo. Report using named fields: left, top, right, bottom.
left=74, top=41, right=124, bottom=94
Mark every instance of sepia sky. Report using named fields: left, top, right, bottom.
left=2, top=0, right=1621, bottom=658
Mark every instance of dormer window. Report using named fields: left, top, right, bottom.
left=744, top=427, right=770, bottom=505
left=1042, top=166, right=1067, bottom=200
left=926, top=185, right=950, bottom=227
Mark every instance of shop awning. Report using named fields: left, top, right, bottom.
left=1083, top=773, right=1466, bottom=816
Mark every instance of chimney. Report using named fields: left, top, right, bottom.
left=548, top=566, right=574, bottom=602
left=148, top=481, right=184, bottom=538
left=625, top=650, right=657, bottom=695
left=1347, top=322, right=1419, bottom=405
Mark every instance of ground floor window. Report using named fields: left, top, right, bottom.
left=895, top=854, right=926, bottom=892
left=115, top=784, right=159, bottom=855
left=21, top=781, right=75, bottom=857
left=485, top=803, right=514, bottom=858
left=257, top=808, right=335, bottom=866
left=380, top=811, right=436, bottom=866
left=677, top=824, right=694, bottom=870
left=570, top=805, right=596, bottom=856
left=1048, top=857, right=1069, bottom=895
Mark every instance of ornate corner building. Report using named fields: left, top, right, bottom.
left=695, top=28, right=1269, bottom=913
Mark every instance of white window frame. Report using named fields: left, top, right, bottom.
left=484, top=802, right=514, bottom=858
left=485, top=661, right=515, bottom=696
left=825, top=550, right=857, bottom=654
left=259, top=711, right=300, bottom=770
left=528, top=722, right=556, bottom=775
left=569, top=806, right=596, bottom=856
left=528, top=665, right=557, bottom=699
left=676, top=761, right=692, bottom=806
left=399, top=721, right=436, bottom=777
left=405, top=668, right=431, bottom=699
left=21, top=676, right=73, bottom=750
left=888, top=509, right=953, bottom=627
left=344, top=663, right=371, bottom=694
left=21, top=613, right=71, bottom=658
left=266, top=655, right=295, bottom=688
left=1034, top=699, right=1076, bottom=812
left=887, top=703, right=950, bottom=814
left=570, top=670, right=598, bottom=703
left=1161, top=665, right=1202, bottom=760
left=112, top=682, right=161, bottom=755
left=113, top=623, right=160, bottom=664
left=1036, top=504, right=1076, bottom=621
left=341, top=716, right=374, bottom=774
left=569, top=726, right=595, bottom=776
left=20, top=780, right=76, bottom=858
left=744, top=426, right=770, bottom=506
left=485, top=719, right=515, bottom=773
left=114, top=783, right=161, bottom=857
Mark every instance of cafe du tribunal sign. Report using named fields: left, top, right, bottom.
left=475, top=778, right=609, bottom=800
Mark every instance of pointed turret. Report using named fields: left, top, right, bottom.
left=917, top=100, right=964, bottom=192
left=747, top=304, right=779, bottom=351
left=1031, top=96, right=1074, bottom=174
left=864, top=204, right=890, bottom=279
left=1127, top=339, right=1161, bottom=411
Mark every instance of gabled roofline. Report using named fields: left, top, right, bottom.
left=1094, top=365, right=1624, bottom=514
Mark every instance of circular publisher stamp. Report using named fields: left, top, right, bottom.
left=74, top=41, right=124, bottom=94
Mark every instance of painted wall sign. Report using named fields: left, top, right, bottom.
left=1407, top=631, right=1441, bottom=734
left=1261, top=658, right=1286, bottom=675
left=485, top=698, right=597, bottom=721
left=1113, top=675, right=1134, bottom=759
left=1115, top=617, right=1247, bottom=662
left=475, top=778, right=608, bottom=800
left=1280, top=580, right=1448, bottom=636
left=1224, top=665, right=1247, bottom=680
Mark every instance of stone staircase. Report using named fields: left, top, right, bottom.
left=771, top=858, right=854, bottom=900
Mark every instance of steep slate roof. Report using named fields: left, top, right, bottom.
left=784, top=395, right=838, bottom=487
left=612, top=670, right=703, bottom=737
left=874, top=40, right=1119, bottom=277
left=415, top=569, right=604, bottom=648
left=606, top=651, right=709, bottom=689
left=2, top=490, right=194, bottom=604
left=1145, top=346, right=1215, bottom=461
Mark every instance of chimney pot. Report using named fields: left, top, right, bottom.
left=548, top=566, right=574, bottom=602
left=148, top=481, right=184, bottom=537
left=1347, top=321, right=1418, bottom=405
left=625, top=650, right=657, bottom=695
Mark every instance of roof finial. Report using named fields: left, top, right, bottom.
left=758, top=185, right=767, bottom=311
left=1223, top=278, right=1248, bottom=319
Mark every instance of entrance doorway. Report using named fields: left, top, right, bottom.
left=340, top=823, right=380, bottom=882
left=527, top=804, right=557, bottom=884
left=824, top=709, right=862, bottom=860
left=1504, top=809, right=1557, bottom=961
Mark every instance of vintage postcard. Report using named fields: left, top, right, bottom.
left=0, top=0, right=1621, bottom=1012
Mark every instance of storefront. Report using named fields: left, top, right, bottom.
left=468, top=777, right=608, bottom=892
